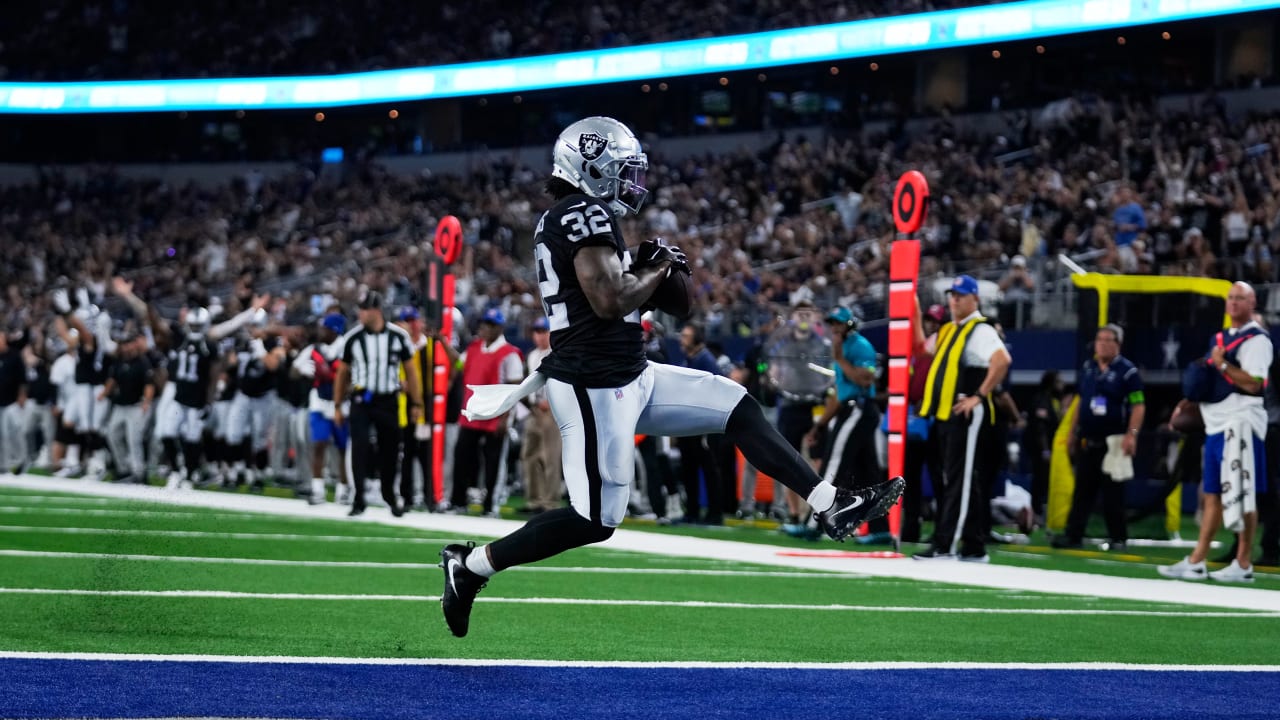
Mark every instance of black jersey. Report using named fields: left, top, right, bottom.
left=26, top=357, right=54, bottom=405
left=532, top=194, right=646, bottom=388
left=0, top=349, right=24, bottom=406
left=168, top=336, right=216, bottom=408
left=74, top=344, right=112, bottom=386
left=217, top=338, right=239, bottom=401
left=279, top=348, right=310, bottom=408
left=237, top=336, right=280, bottom=398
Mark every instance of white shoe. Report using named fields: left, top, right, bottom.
left=308, top=478, right=327, bottom=505
left=665, top=494, right=683, bottom=519
left=164, top=471, right=183, bottom=491
left=1158, top=556, right=1208, bottom=580
left=335, top=483, right=353, bottom=506
left=1209, top=559, right=1255, bottom=583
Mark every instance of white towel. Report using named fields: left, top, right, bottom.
left=1220, top=422, right=1258, bottom=533
left=1101, top=435, right=1134, bottom=481
left=462, top=372, right=547, bottom=422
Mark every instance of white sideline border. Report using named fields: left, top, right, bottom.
left=1, top=651, right=1279, bottom=672
left=2, top=474, right=1279, bottom=612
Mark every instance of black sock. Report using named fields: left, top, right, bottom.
left=487, top=507, right=614, bottom=571
left=162, top=438, right=180, bottom=470
left=724, top=397, right=820, bottom=499
left=182, top=441, right=203, bottom=478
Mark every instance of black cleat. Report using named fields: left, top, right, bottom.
left=439, top=543, right=488, bottom=638
left=816, top=475, right=906, bottom=542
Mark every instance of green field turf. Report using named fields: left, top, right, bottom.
left=0, top=486, right=1276, bottom=666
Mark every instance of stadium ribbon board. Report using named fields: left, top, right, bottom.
left=1, top=0, right=1279, bottom=112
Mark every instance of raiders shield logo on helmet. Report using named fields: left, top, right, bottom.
left=579, top=132, right=606, bottom=160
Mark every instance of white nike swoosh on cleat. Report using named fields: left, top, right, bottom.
left=831, top=496, right=865, bottom=516
left=446, top=558, right=463, bottom=594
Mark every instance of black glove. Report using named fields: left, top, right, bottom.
left=633, top=238, right=690, bottom=275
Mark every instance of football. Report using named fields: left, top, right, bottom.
left=647, top=268, right=694, bottom=319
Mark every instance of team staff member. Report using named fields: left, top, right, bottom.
left=292, top=312, right=350, bottom=505
left=1054, top=325, right=1144, bottom=550
left=805, top=306, right=884, bottom=537
left=902, top=302, right=946, bottom=543
left=521, top=316, right=562, bottom=514
left=914, top=275, right=1011, bottom=562
left=676, top=322, right=727, bottom=525
left=99, top=330, right=155, bottom=483
left=396, top=306, right=435, bottom=510
left=334, top=291, right=422, bottom=517
left=1161, top=282, right=1272, bottom=582
left=0, top=330, right=27, bottom=474
left=436, top=308, right=524, bottom=517
left=765, top=301, right=833, bottom=531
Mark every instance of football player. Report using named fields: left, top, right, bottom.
left=226, top=309, right=286, bottom=491
left=438, top=116, right=905, bottom=637
left=51, top=288, right=114, bottom=481
left=155, top=295, right=270, bottom=489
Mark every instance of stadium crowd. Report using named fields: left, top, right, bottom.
left=5, top=87, right=1280, bottom=334
left=2, top=0, right=1009, bottom=81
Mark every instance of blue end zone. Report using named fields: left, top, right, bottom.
left=3, top=660, right=1279, bottom=719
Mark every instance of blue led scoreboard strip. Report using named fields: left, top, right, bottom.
left=1, top=0, right=1277, bottom=113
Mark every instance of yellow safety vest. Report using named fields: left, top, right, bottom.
left=398, top=338, right=433, bottom=428
left=918, top=317, right=995, bottom=423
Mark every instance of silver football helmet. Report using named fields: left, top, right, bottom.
left=551, top=116, right=649, bottom=217
left=186, top=307, right=211, bottom=338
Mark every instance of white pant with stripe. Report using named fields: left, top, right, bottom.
left=64, top=384, right=109, bottom=434
left=546, top=362, right=745, bottom=527
left=1, top=403, right=30, bottom=470
left=227, top=392, right=275, bottom=451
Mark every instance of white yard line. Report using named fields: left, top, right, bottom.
left=1, top=650, right=1278, bottom=672
left=2, top=586, right=1274, bottom=617
left=0, top=506, right=281, bottom=521
left=0, top=549, right=856, bottom=578
left=3, top=474, right=1279, bottom=612
left=0, top=525, right=452, bottom=543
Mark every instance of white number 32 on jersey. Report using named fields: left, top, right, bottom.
left=561, top=204, right=611, bottom=242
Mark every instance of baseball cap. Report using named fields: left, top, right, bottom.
left=357, top=290, right=384, bottom=310
left=947, top=274, right=980, bottom=296
left=825, top=306, right=855, bottom=325
left=531, top=316, right=550, bottom=331
left=321, top=313, right=346, bottom=334
left=397, top=306, right=421, bottom=322
left=925, top=304, right=947, bottom=322
left=1011, top=255, right=1027, bottom=268
left=480, top=307, right=505, bottom=325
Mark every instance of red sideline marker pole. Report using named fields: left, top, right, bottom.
left=887, top=171, right=929, bottom=545
left=432, top=215, right=464, bottom=506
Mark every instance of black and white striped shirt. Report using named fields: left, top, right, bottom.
left=340, top=323, right=415, bottom=395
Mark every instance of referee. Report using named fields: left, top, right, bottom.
left=334, top=292, right=423, bottom=517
